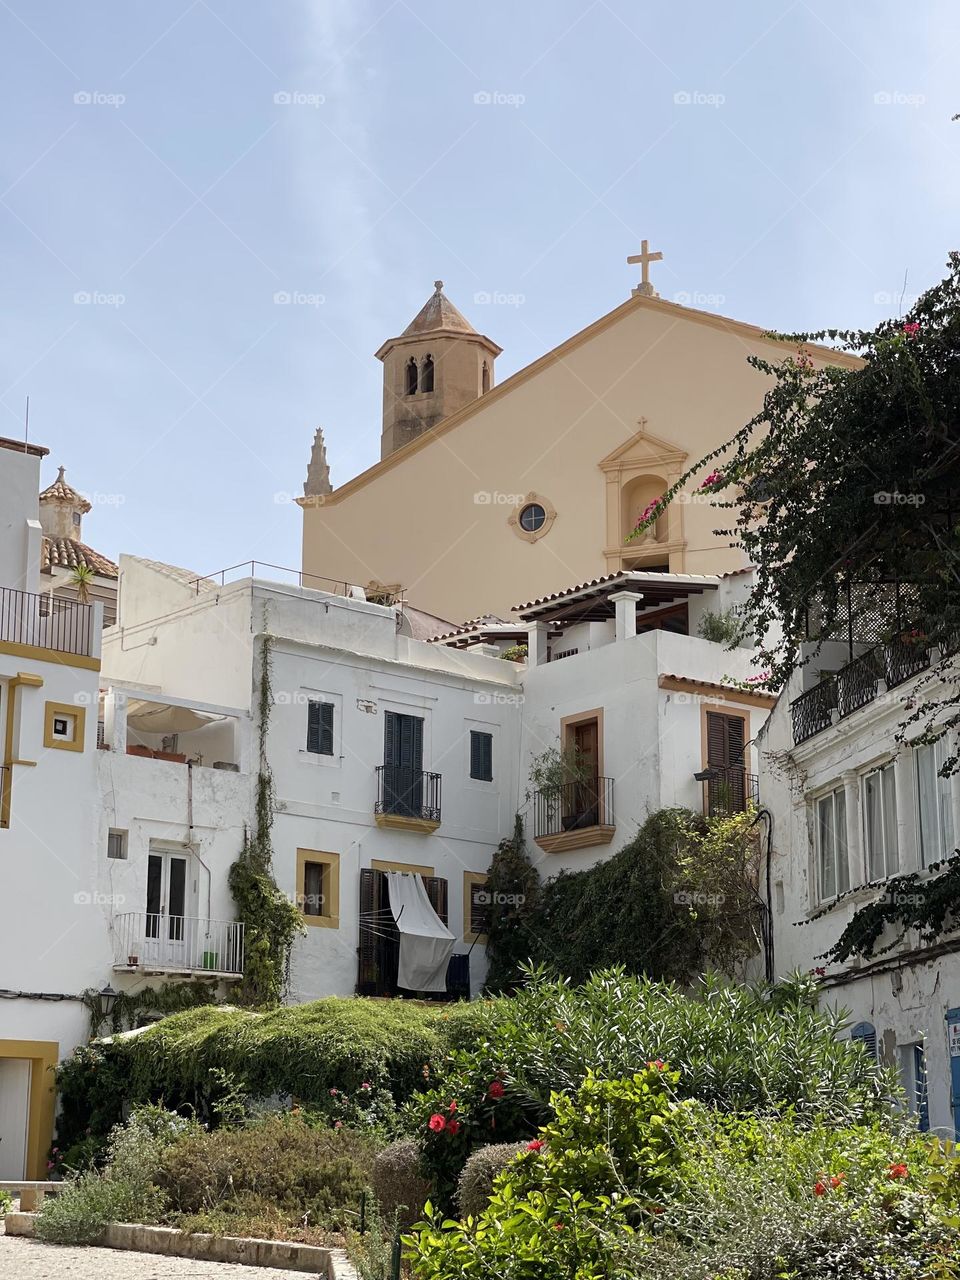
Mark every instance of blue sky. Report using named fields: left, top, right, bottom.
left=1, top=1, right=956, bottom=577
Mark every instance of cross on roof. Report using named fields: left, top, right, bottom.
left=627, top=240, right=663, bottom=298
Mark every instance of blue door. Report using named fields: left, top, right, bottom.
left=947, top=1007, right=960, bottom=1139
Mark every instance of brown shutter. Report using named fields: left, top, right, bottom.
left=357, top=868, right=379, bottom=995
left=424, top=876, right=448, bottom=926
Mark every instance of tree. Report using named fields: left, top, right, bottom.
left=633, top=253, right=960, bottom=771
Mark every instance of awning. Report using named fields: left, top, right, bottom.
left=385, top=871, right=455, bottom=993
left=126, top=700, right=224, bottom=735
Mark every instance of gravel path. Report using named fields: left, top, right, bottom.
left=0, top=1231, right=326, bottom=1278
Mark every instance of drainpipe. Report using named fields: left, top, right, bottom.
left=187, top=760, right=212, bottom=924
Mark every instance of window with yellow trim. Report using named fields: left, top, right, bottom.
left=296, top=849, right=340, bottom=928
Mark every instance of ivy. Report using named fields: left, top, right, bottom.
left=486, top=808, right=762, bottom=987
left=228, top=631, right=303, bottom=1006
left=81, top=980, right=220, bottom=1039
left=823, top=855, right=960, bottom=963
left=482, top=815, right=541, bottom=995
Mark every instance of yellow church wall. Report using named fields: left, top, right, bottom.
left=302, top=296, right=858, bottom=624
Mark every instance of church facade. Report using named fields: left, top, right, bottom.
left=299, top=270, right=860, bottom=625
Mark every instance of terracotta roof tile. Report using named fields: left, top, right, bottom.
left=39, top=466, right=91, bottom=512
left=42, top=536, right=118, bottom=578
left=401, top=282, right=477, bottom=337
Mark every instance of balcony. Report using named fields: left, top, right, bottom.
left=533, top=776, right=615, bottom=854
left=701, top=765, right=759, bottom=817
left=0, top=587, right=96, bottom=659
left=375, top=766, right=442, bottom=832
left=112, top=913, right=244, bottom=978
left=791, top=631, right=936, bottom=745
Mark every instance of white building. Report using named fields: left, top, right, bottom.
left=0, top=439, right=775, bottom=1179
left=436, top=569, right=773, bottom=876
left=0, top=437, right=106, bottom=1183
left=761, top=622, right=960, bottom=1139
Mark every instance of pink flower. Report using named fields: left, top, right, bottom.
left=360, top=1082, right=371, bottom=1091
left=526, top=1139, right=545, bottom=1152
left=637, top=497, right=664, bottom=527
left=699, top=470, right=724, bottom=491
left=428, top=1113, right=447, bottom=1133
left=903, top=322, right=920, bottom=338
left=448, top=1100, right=458, bottom=1112
left=446, top=1118, right=461, bottom=1137
left=329, top=1087, right=338, bottom=1096
left=488, top=1080, right=505, bottom=1100
left=333, top=1120, right=342, bottom=1130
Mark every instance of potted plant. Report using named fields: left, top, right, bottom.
left=528, top=744, right=596, bottom=831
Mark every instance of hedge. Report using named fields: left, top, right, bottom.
left=55, top=997, right=488, bottom=1159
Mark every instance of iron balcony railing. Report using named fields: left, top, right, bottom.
left=0, top=587, right=95, bottom=658
left=375, top=766, right=442, bottom=823
left=791, top=629, right=938, bottom=745
left=791, top=676, right=838, bottom=745
left=534, top=776, right=614, bottom=840
left=113, top=912, right=244, bottom=976
left=836, top=648, right=883, bottom=718
left=703, top=765, right=760, bottom=817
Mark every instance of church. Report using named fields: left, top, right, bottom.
left=299, top=249, right=860, bottom=626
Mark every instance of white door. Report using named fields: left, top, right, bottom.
left=0, top=1059, right=31, bottom=1180
left=144, top=850, right=191, bottom=966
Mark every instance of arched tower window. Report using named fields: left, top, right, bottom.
left=420, top=354, right=434, bottom=393
left=405, top=357, right=418, bottom=396
left=481, top=361, right=490, bottom=394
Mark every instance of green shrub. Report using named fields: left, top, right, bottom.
left=371, top=1138, right=433, bottom=1230
left=495, top=808, right=762, bottom=987
left=55, top=996, right=487, bottom=1153
left=697, top=604, right=750, bottom=647
left=410, top=967, right=893, bottom=1210
left=156, top=1113, right=374, bottom=1231
left=35, top=1104, right=197, bottom=1245
left=456, top=1143, right=526, bottom=1219
left=409, top=1073, right=960, bottom=1280
left=35, top=1171, right=164, bottom=1245
left=0, top=1188, right=12, bottom=1214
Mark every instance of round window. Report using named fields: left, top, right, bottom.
left=518, top=503, right=546, bottom=533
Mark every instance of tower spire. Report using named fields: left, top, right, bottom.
left=303, top=427, right=332, bottom=499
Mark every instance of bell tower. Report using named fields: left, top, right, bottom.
left=375, top=281, right=501, bottom=459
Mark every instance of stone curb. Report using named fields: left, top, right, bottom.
left=4, top=1212, right=358, bottom=1277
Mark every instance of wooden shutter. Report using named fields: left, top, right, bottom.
left=851, top=1020, right=878, bottom=1062
left=470, top=880, right=492, bottom=936
left=307, top=701, right=334, bottom=755
left=383, top=711, right=398, bottom=765
left=470, top=731, right=493, bottom=781
left=424, top=876, right=448, bottom=926
left=706, top=711, right=745, bottom=766
left=357, top=868, right=379, bottom=995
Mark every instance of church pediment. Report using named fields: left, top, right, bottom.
left=598, top=422, right=688, bottom=476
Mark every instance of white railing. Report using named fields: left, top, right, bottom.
left=113, top=912, right=244, bottom=976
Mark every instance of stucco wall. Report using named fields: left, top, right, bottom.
left=303, top=298, right=854, bottom=622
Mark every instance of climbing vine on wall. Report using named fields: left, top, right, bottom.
left=228, top=631, right=303, bottom=1006
left=822, top=855, right=960, bottom=963
left=81, top=979, right=220, bottom=1039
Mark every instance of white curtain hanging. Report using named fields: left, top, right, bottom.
left=385, top=871, right=455, bottom=993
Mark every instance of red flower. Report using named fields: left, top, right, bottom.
left=526, top=1139, right=545, bottom=1152
left=647, top=1059, right=666, bottom=1070
left=830, top=1174, right=845, bottom=1189
left=699, top=470, right=724, bottom=491
left=813, top=1181, right=827, bottom=1197
left=448, top=1100, right=458, bottom=1112
left=428, top=1113, right=446, bottom=1133
left=488, top=1081, right=505, bottom=1100
left=446, top=1119, right=461, bottom=1136
left=553, top=1223, right=563, bottom=1231
left=903, top=322, right=920, bottom=338
left=888, top=1162, right=909, bottom=1180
